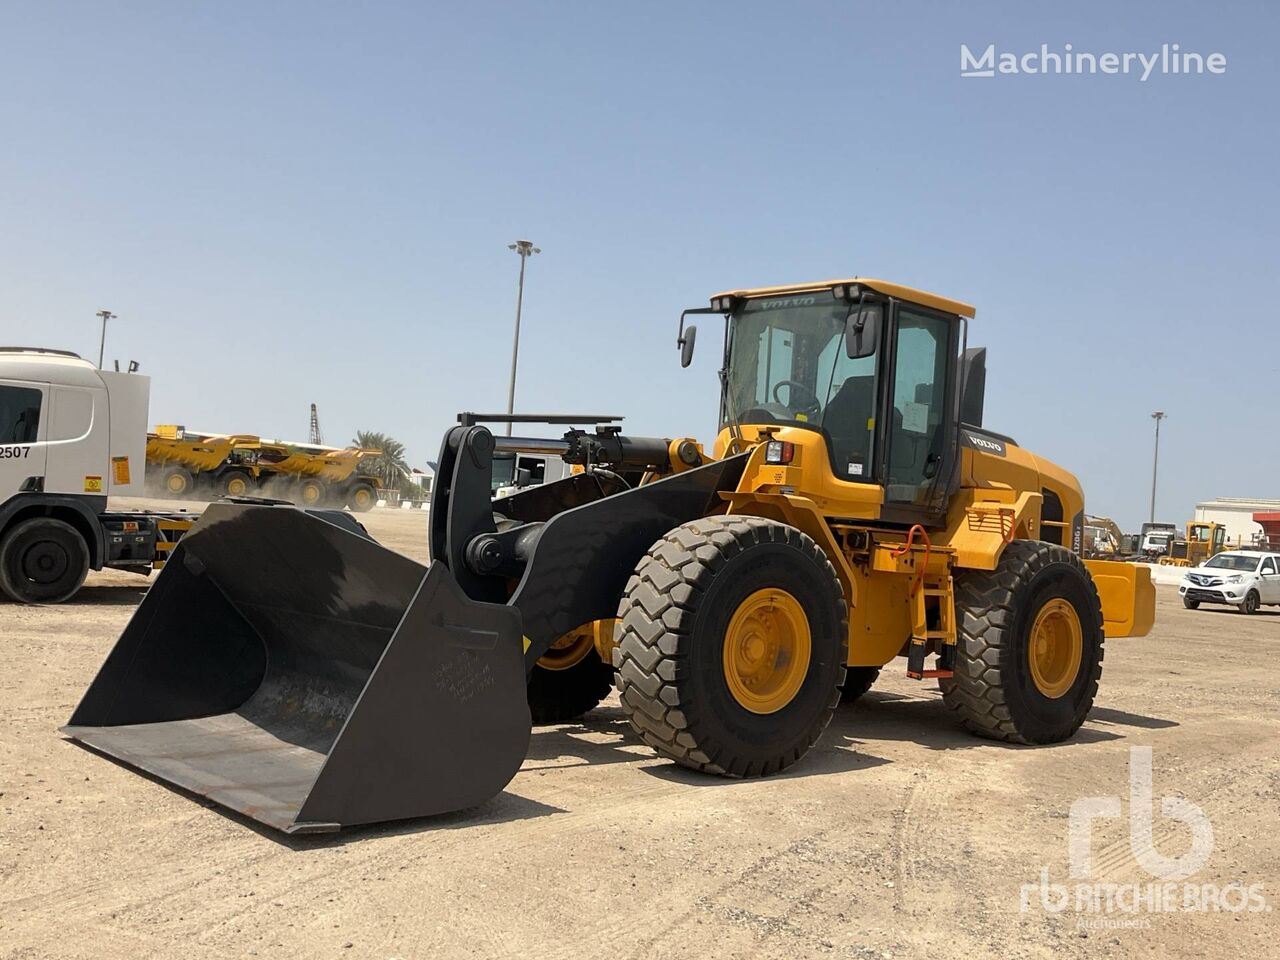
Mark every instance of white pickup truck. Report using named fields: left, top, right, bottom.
left=1179, top=550, right=1280, bottom=614
left=0, top=347, right=192, bottom=603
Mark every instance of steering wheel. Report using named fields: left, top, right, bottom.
left=771, top=380, right=822, bottom=419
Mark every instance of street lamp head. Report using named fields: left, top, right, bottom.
left=1151, top=410, right=1166, bottom=420
left=509, top=239, right=540, bottom=256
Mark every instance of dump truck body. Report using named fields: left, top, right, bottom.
left=66, top=278, right=1155, bottom=833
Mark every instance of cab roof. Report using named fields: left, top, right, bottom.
left=711, top=278, right=976, bottom=319
left=0, top=347, right=104, bottom=388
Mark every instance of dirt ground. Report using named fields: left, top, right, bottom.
left=1, top=500, right=1277, bottom=960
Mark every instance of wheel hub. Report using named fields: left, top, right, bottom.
left=21, top=541, right=69, bottom=585
left=537, top=628, right=595, bottom=671
left=1027, top=598, right=1083, bottom=699
left=723, top=588, right=811, bottom=714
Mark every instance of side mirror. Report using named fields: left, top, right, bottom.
left=844, top=302, right=882, bottom=359
left=679, top=324, right=698, bottom=368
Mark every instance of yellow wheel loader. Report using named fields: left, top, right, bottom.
left=63, top=278, right=1154, bottom=834
left=1158, top=520, right=1228, bottom=567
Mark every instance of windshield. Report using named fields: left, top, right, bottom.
left=723, top=291, right=880, bottom=478
left=491, top=453, right=516, bottom=492
left=1204, top=554, right=1260, bottom=571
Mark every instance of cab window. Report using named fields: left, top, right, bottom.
left=491, top=453, right=516, bottom=493
left=1261, top=557, right=1276, bottom=576
left=884, top=310, right=952, bottom=506
left=0, top=385, right=41, bottom=444
left=815, top=335, right=878, bottom=480
left=517, top=456, right=546, bottom=485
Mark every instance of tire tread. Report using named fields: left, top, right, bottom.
left=614, top=515, right=848, bottom=777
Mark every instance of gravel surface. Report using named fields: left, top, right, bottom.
left=1, top=501, right=1276, bottom=959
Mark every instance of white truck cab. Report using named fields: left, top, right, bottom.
left=0, top=348, right=189, bottom=603
left=490, top=450, right=571, bottom=499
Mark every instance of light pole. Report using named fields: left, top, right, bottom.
left=504, top=239, right=540, bottom=436
left=95, top=309, right=116, bottom=369
left=1149, top=411, right=1166, bottom=523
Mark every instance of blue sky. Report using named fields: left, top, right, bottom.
left=2, top=1, right=1274, bottom=529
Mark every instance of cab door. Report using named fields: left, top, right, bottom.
left=45, top=384, right=105, bottom=497
left=0, top=380, right=48, bottom=500
left=1258, top=556, right=1280, bottom=603
left=877, top=303, right=959, bottom=525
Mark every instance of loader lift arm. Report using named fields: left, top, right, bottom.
left=430, top=417, right=747, bottom=663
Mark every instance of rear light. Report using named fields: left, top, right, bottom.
left=764, top=441, right=795, bottom=465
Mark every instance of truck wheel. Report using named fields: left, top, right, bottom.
left=840, top=666, right=880, bottom=703
left=0, top=518, right=90, bottom=604
left=941, top=540, right=1104, bottom=744
left=615, top=515, right=848, bottom=777
left=298, top=479, right=325, bottom=507
left=1240, top=590, right=1260, bottom=615
left=161, top=466, right=194, bottom=498
left=1182, top=597, right=1200, bottom=610
left=527, top=628, right=614, bottom=724
left=347, top=481, right=377, bottom=513
left=219, top=470, right=254, bottom=498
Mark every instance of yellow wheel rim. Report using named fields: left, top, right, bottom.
left=353, top=487, right=372, bottom=508
left=300, top=483, right=323, bottom=505
left=722, top=588, right=811, bottom=714
left=537, top=628, right=595, bottom=671
left=1028, top=597, right=1083, bottom=699
left=165, top=474, right=187, bottom=494
left=226, top=476, right=248, bottom=496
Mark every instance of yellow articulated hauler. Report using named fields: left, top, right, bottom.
left=65, top=278, right=1154, bottom=834
left=145, top=427, right=381, bottom=511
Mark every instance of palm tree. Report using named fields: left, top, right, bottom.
left=352, top=430, right=409, bottom=490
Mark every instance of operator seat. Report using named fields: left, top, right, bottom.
left=822, top=375, right=876, bottom=479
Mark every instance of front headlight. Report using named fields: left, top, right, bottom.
left=1226, top=575, right=1244, bottom=584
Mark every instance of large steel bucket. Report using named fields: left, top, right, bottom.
left=63, top=501, right=530, bottom=834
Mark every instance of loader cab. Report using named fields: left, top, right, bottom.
left=710, top=281, right=971, bottom=526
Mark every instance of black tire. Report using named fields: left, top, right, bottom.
left=940, top=540, right=1104, bottom=745
left=1241, top=590, right=1260, bottom=615
left=347, top=480, right=377, bottom=513
left=614, top=515, right=848, bottom=777
left=160, top=466, right=194, bottom=498
left=1182, top=597, right=1200, bottom=610
left=219, top=469, right=255, bottom=498
left=840, top=666, right=880, bottom=703
left=527, top=649, right=615, bottom=725
left=297, top=479, right=326, bottom=508
left=0, top=518, right=91, bottom=604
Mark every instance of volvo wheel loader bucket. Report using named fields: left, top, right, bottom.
left=62, top=501, right=530, bottom=834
